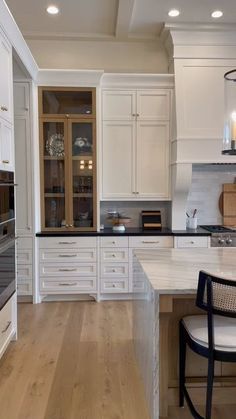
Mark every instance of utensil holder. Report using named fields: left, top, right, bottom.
left=187, top=218, right=198, bottom=229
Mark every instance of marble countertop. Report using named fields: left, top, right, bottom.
left=135, top=248, right=236, bottom=294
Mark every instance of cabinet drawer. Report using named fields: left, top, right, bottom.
left=17, top=280, right=32, bottom=295
left=129, top=236, right=173, bottom=248
left=101, top=279, right=128, bottom=293
left=40, top=277, right=96, bottom=293
left=17, top=265, right=32, bottom=281
left=133, top=281, right=146, bottom=292
left=0, top=296, right=14, bottom=352
left=100, top=237, right=128, bottom=248
left=39, top=237, right=97, bottom=249
left=40, top=248, right=96, bottom=263
left=40, top=263, right=96, bottom=277
left=175, top=236, right=209, bottom=248
left=16, top=249, right=32, bottom=264
left=100, top=248, right=128, bottom=262
left=101, top=263, right=128, bottom=278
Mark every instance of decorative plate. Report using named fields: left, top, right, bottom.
left=46, top=133, right=65, bottom=157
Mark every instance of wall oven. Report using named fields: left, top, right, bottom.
left=0, top=171, right=15, bottom=224
left=0, top=171, right=16, bottom=309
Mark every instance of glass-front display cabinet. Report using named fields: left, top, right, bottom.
left=39, top=87, right=97, bottom=231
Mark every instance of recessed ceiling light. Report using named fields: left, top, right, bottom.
left=211, top=10, right=223, bottom=18
left=46, top=5, right=59, bottom=15
left=168, top=9, right=180, bottom=17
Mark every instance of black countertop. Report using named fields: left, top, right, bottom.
left=36, top=227, right=210, bottom=237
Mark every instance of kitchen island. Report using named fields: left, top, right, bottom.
left=132, top=248, right=236, bottom=419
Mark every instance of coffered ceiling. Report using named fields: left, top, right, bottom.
left=5, top=0, right=236, bottom=41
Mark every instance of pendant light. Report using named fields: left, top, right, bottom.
left=223, top=69, right=236, bottom=155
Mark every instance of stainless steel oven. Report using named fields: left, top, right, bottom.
left=0, top=171, right=15, bottom=225
left=0, top=219, right=15, bottom=308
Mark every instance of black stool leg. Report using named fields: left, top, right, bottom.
left=205, top=356, right=214, bottom=419
left=179, top=321, right=186, bottom=407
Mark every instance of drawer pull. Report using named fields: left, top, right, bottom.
left=59, top=282, right=77, bottom=286
left=112, top=269, right=116, bottom=272
left=142, top=240, right=160, bottom=244
left=112, top=241, right=116, bottom=244
left=59, top=268, right=77, bottom=272
left=58, top=241, right=77, bottom=245
left=112, top=254, right=116, bottom=257
left=2, top=321, right=11, bottom=334
left=190, top=241, right=195, bottom=244
left=0, top=105, right=8, bottom=112
left=59, top=254, right=77, bottom=257
left=112, top=284, right=116, bottom=288
left=2, top=160, right=9, bottom=164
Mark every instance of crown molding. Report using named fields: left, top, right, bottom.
left=37, top=69, right=104, bottom=87
left=101, top=73, right=174, bottom=88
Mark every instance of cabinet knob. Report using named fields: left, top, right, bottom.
left=112, top=284, right=116, bottom=288
left=69, top=224, right=73, bottom=227
left=0, top=105, right=8, bottom=112
left=112, top=269, right=116, bottom=272
left=136, top=113, right=140, bottom=117
left=132, top=113, right=136, bottom=117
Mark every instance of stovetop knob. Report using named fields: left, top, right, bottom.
left=218, top=238, right=225, bottom=245
left=226, top=238, right=233, bottom=245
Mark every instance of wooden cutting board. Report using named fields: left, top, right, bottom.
left=219, top=183, right=236, bottom=226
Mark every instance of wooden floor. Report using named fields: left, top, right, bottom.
left=0, top=301, right=235, bottom=419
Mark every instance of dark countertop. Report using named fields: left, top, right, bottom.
left=36, top=227, right=210, bottom=237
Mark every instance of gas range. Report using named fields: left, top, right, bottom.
left=200, top=225, right=236, bottom=247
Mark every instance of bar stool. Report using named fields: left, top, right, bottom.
left=179, top=270, right=236, bottom=419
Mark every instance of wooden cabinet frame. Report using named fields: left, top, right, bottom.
left=39, top=87, right=97, bottom=232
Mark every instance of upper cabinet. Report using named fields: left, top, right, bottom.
left=38, top=87, right=96, bottom=119
left=101, top=89, right=171, bottom=200
left=0, top=29, right=14, bottom=172
left=39, top=87, right=97, bottom=231
left=0, top=30, right=13, bottom=125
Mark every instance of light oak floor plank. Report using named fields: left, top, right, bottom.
left=0, top=301, right=236, bottom=419
left=0, top=301, right=149, bottom=419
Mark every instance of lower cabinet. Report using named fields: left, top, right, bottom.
left=174, top=236, right=210, bottom=248
left=39, top=237, right=97, bottom=296
left=37, top=234, right=209, bottom=299
left=16, top=237, right=33, bottom=296
left=100, top=237, right=129, bottom=293
left=0, top=293, right=17, bottom=359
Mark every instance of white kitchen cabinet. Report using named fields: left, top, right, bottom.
left=14, top=82, right=33, bottom=235
left=14, top=82, right=34, bottom=297
left=16, top=237, right=33, bottom=296
left=38, top=237, right=98, bottom=296
left=0, top=293, right=17, bottom=359
left=102, top=121, right=136, bottom=199
left=0, top=30, right=13, bottom=125
left=101, top=89, right=171, bottom=200
left=0, top=119, right=14, bottom=171
left=100, top=236, right=129, bottom=294
left=174, top=236, right=210, bottom=248
left=136, top=121, right=170, bottom=199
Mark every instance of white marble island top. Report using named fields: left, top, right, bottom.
left=134, top=248, right=236, bottom=294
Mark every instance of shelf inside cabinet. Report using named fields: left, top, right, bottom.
left=44, top=193, right=65, bottom=198
left=44, top=156, right=64, bottom=161
left=73, top=193, right=93, bottom=198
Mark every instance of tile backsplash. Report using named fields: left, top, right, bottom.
left=187, top=164, right=236, bottom=225
left=100, top=201, right=171, bottom=228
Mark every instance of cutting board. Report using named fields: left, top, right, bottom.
left=219, top=183, right=236, bottom=226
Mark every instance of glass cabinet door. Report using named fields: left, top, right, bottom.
left=41, top=120, right=67, bottom=229
left=69, top=120, right=96, bottom=230
left=39, top=88, right=95, bottom=118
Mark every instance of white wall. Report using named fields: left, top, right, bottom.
left=26, top=39, right=168, bottom=73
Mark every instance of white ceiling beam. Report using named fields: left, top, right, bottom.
left=115, top=0, right=135, bottom=39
